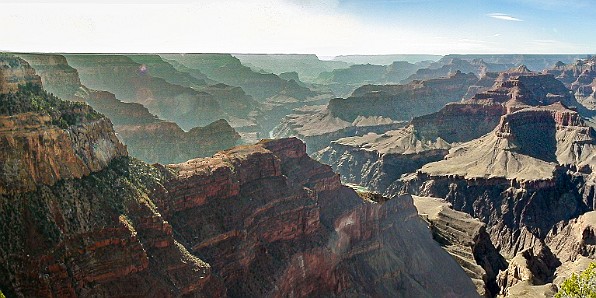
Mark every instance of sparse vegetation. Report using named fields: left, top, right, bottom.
left=556, top=263, right=596, bottom=298
left=0, top=83, right=102, bottom=127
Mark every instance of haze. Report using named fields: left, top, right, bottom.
left=1, top=0, right=594, bottom=57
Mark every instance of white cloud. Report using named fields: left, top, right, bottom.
left=0, top=0, right=435, bottom=56
left=0, top=0, right=588, bottom=55
left=487, top=13, right=523, bottom=22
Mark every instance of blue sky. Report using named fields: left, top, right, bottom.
left=0, top=0, right=594, bottom=56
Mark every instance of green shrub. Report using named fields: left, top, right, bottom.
left=0, top=83, right=102, bottom=126
left=556, top=262, right=596, bottom=298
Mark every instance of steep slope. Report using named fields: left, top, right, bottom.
left=163, top=54, right=332, bottom=134
left=316, top=103, right=506, bottom=192
left=117, top=119, right=240, bottom=164
left=403, top=58, right=511, bottom=83
left=314, top=68, right=596, bottom=295
left=162, top=53, right=321, bottom=102
left=316, top=61, right=420, bottom=97
left=545, top=57, right=596, bottom=109
left=400, top=103, right=596, bottom=257
left=233, top=53, right=349, bottom=82
left=330, top=70, right=479, bottom=122
left=317, top=70, right=583, bottom=195
left=0, top=56, right=480, bottom=297
left=413, top=196, right=507, bottom=297
left=64, top=54, right=233, bottom=129
left=150, top=138, right=479, bottom=297
left=274, top=71, right=479, bottom=153
left=127, top=54, right=208, bottom=88
left=0, top=57, right=223, bottom=297
left=0, top=54, right=42, bottom=94
left=19, top=53, right=240, bottom=164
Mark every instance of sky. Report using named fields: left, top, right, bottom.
left=0, top=0, right=594, bottom=56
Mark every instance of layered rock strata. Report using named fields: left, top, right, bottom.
left=274, top=71, right=479, bottom=153
left=400, top=103, right=596, bottom=258
left=546, top=57, right=596, bottom=110
left=413, top=196, right=507, bottom=297
left=149, top=138, right=480, bottom=297
left=0, top=54, right=42, bottom=94
left=0, top=58, right=480, bottom=297
left=18, top=53, right=241, bottom=164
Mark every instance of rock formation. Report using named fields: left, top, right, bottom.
left=400, top=102, right=596, bottom=257
left=440, top=54, right=585, bottom=72
left=0, top=58, right=480, bottom=297
left=315, top=61, right=420, bottom=97
left=0, top=54, right=42, bottom=94
left=162, top=54, right=321, bottom=102
left=0, top=57, right=224, bottom=297
left=274, top=71, right=479, bottom=153
left=312, top=67, right=596, bottom=296
left=127, top=54, right=208, bottom=88
left=329, top=70, right=479, bottom=122
left=64, top=54, right=234, bottom=129
left=117, top=119, right=240, bottom=164
left=149, top=138, right=479, bottom=297
left=234, top=54, right=349, bottom=82
left=317, top=70, right=585, bottom=195
left=545, top=57, right=596, bottom=110
left=402, top=58, right=511, bottom=84
left=413, top=196, right=507, bottom=297
left=18, top=53, right=241, bottom=164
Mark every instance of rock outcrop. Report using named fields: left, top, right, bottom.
left=400, top=103, right=596, bottom=257
left=274, top=71, right=479, bottom=153
left=317, top=70, right=589, bottom=197
left=329, top=70, right=479, bottom=122
left=0, top=54, right=42, bottom=94
left=496, top=243, right=560, bottom=296
left=413, top=196, right=507, bottom=297
left=149, top=138, right=479, bottom=297
left=403, top=58, right=511, bottom=84
left=315, top=61, right=419, bottom=97
left=116, top=119, right=240, bottom=164
left=0, top=58, right=223, bottom=297
left=64, top=54, right=229, bottom=129
left=0, top=58, right=127, bottom=194
left=315, top=100, right=506, bottom=194
left=18, top=53, right=241, bottom=164
left=546, top=211, right=596, bottom=263
left=0, top=58, right=480, bottom=297
left=312, top=68, right=596, bottom=296
left=162, top=53, right=322, bottom=102
left=545, top=57, right=596, bottom=110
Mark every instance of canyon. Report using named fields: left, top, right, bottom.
left=315, top=64, right=596, bottom=296
left=17, top=53, right=240, bottom=164
left=2, top=51, right=596, bottom=298
left=0, top=55, right=479, bottom=297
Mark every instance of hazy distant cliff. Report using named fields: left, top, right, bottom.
left=19, top=53, right=240, bottom=164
